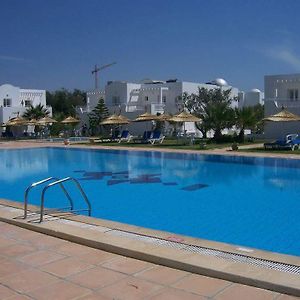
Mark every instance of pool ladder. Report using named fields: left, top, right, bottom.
left=23, top=177, right=91, bottom=223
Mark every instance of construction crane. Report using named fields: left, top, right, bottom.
left=91, top=62, right=116, bottom=90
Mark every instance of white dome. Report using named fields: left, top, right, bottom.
left=212, top=78, right=228, bottom=86
left=250, top=88, right=261, bottom=93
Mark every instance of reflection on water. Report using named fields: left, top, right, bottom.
left=264, top=164, right=300, bottom=190
left=0, top=149, right=49, bottom=182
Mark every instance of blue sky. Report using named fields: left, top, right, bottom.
left=1, top=0, right=300, bottom=92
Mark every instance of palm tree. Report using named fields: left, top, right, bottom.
left=22, top=104, right=50, bottom=120
left=235, top=105, right=263, bottom=142
left=184, top=87, right=236, bottom=141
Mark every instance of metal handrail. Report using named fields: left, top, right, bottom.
left=24, top=177, right=74, bottom=219
left=39, top=177, right=91, bottom=223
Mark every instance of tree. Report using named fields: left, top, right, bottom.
left=22, top=104, right=50, bottom=120
left=235, top=105, right=264, bottom=142
left=184, top=87, right=236, bottom=141
left=46, top=88, right=86, bottom=117
left=88, top=98, right=109, bottom=135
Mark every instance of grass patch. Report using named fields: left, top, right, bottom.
left=77, top=138, right=258, bottom=151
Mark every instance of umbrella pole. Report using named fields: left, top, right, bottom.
left=184, top=122, right=186, bottom=145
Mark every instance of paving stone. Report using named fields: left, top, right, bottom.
left=173, top=274, right=231, bottom=297
left=29, top=280, right=91, bottom=300
left=98, top=276, right=164, bottom=300
left=39, top=256, right=92, bottom=278
left=68, top=266, right=127, bottom=289
left=0, top=284, right=18, bottom=299
left=149, top=287, right=206, bottom=300
left=18, top=249, right=66, bottom=267
left=102, top=256, right=154, bottom=275
left=214, top=283, right=280, bottom=300
left=136, top=265, right=189, bottom=285
left=0, top=269, right=58, bottom=293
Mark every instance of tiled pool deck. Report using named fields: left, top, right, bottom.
left=0, top=221, right=297, bottom=300
left=0, top=141, right=300, bottom=299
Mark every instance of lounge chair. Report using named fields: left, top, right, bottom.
left=118, top=130, right=133, bottom=143
left=264, top=134, right=300, bottom=151
left=148, top=131, right=165, bottom=144
left=111, top=130, right=120, bottom=141
left=140, top=131, right=152, bottom=143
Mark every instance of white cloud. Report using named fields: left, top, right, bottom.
left=0, top=55, right=27, bottom=62
left=264, top=48, right=300, bottom=70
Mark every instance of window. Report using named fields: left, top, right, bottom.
left=112, top=96, right=120, bottom=105
left=3, top=98, right=11, bottom=107
left=145, top=96, right=149, bottom=101
left=288, top=89, right=299, bottom=101
left=162, top=95, right=166, bottom=103
left=25, top=100, right=32, bottom=107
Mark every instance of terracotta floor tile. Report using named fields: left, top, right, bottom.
left=3, top=226, right=44, bottom=242
left=68, top=266, right=127, bottom=289
left=173, top=274, right=231, bottom=297
left=76, top=248, right=119, bottom=265
left=0, top=260, right=29, bottom=278
left=27, top=234, right=65, bottom=249
left=0, top=284, right=18, bottom=299
left=28, top=280, right=91, bottom=300
left=18, top=249, right=66, bottom=267
left=77, top=293, right=111, bottom=300
left=5, top=295, right=33, bottom=300
left=39, top=256, right=92, bottom=277
left=214, top=284, right=278, bottom=300
left=0, top=269, right=58, bottom=293
left=0, top=236, right=17, bottom=248
left=149, top=287, right=206, bottom=300
left=136, top=265, right=189, bottom=285
left=0, top=244, right=37, bottom=258
left=52, top=241, right=94, bottom=257
left=102, top=256, right=153, bottom=275
left=98, top=277, right=164, bottom=300
left=277, top=294, right=300, bottom=300
left=0, top=223, right=17, bottom=233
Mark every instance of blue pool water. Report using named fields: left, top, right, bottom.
left=1, top=147, right=300, bottom=257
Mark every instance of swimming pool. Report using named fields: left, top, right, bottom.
left=1, top=147, right=300, bottom=257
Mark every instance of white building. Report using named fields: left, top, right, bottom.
left=264, top=73, right=300, bottom=138
left=79, top=78, right=239, bottom=135
left=238, top=88, right=264, bottom=108
left=0, top=83, right=51, bottom=135
left=104, top=78, right=239, bottom=115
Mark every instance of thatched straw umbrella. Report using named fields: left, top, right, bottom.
left=101, top=114, right=130, bottom=125
left=36, top=116, right=58, bottom=125
left=61, top=116, right=80, bottom=124
left=169, top=111, right=201, bottom=143
left=263, top=108, right=300, bottom=138
left=263, top=109, right=300, bottom=122
left=101, top=114, right=130, bottom=138
left=134, top=112, right=160, bottom=122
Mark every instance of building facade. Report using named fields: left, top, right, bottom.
left=0, top=83, right=50, bottom=126
left=104, top=78, right=239, bottom=115
left=264, top=73, right=300, bottom=138
left=78, top=78, right=240, bottom=135
left=0, top=84, right=52, bottom=124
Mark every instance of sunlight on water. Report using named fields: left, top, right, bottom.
left=1, top=147, right=300, bottom=257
